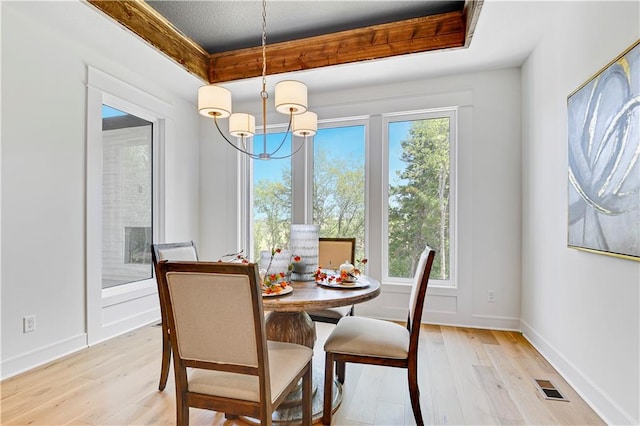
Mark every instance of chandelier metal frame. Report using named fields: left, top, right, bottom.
left=198, top=0, right=317, bottom=160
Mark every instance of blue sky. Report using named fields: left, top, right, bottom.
left=102, top=105, right=126, bottom=118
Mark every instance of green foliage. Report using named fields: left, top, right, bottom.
left=389, top=118, right=450, bottom=279
left=252, top=148, right=366, bottom=261
left=313, top=149, right=366, bottom=260
left=252, top=167, right=291, bottom=260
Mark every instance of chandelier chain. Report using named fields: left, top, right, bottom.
left=261, top=0, right=267, bottom=95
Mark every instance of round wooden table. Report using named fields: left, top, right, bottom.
left=260, top=275, right=381, bottom=424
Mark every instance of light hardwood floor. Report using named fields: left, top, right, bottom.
left=1, top=322, right=604, bottom=425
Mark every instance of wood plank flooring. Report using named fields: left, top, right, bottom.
left=1, top=323, right=604, bottom=425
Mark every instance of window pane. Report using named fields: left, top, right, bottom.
left=101, top=105, right=153, bottom=288
left=388, top=117, right=450, bottom=279
left=251, top=132, right=292, bottom=260
left=313, top=125, right=366, bottom=261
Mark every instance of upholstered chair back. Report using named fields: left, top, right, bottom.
left=154, top=243, right=198, bottom=262
left=407, top=247, right=436, bottom=336
left=165, top=268, right=261, bottom=366
left=318, top=238, right=356, bottom=269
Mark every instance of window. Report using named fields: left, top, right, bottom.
left=249, top=122, right=366, bottom=260
left=101, top=105, right=153, bottom=289
left=250, top=132, right=293, bottom=260
left=313, top=125, right=366, bottom=261
left=245, top=111, right=456, bottom=287
left=385, top=110, right=456, bottom=285
left=87, top=66, right=169, bottom=344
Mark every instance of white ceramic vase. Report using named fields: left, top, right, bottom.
left=289, top=224, right=319, bottom=281
left=259, top=249, right=291, bottom=277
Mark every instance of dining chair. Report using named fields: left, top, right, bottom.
left=157, top=260, right=313, bottom=426
left=151, top=241, right=198, bottom=391
left=308, top=237, right=357, bottom=324
left=322, top=246, right=435, bottom=426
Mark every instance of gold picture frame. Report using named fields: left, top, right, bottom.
left=567, top=39, right=640, bottom=261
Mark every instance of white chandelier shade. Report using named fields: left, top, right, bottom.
left=229, top=113, right=256, bottom=137
left=274, top=80, right=308, bottom=114
left=292, top=111, right=317, bottom=136
left=198, top=85, right=231, bottom=118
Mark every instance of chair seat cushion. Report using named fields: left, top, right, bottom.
left=324, top=316, right=410, bottom=359
left=188, top=341, right=312, bottom=403
left=307, top=305, right=352, bottom=320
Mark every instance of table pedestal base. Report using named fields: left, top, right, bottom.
left=265, top=311, right=316, bottom=349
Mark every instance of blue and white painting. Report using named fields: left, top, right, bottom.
left=568, top=40, right=640, bottom=260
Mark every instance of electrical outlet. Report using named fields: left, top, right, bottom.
left=487, top=290, right=496, bottom=303
left=23, top=315, right=36, bottom=333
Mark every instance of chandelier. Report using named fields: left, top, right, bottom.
left=197, top=0, right=317, bottom=160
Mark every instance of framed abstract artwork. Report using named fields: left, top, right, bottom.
left=567, top=39, right=640, bottom=261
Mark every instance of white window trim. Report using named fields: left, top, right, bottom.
left=382, top=108, right=458, bottom=288
left=86, top=67, right=170, bottom=345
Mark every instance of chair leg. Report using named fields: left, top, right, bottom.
left=177, top=396, right=189, bottom=426
left=302, top=364, right=312, bottom=426
left=159, top=325, right=171, bottom=391
left=323, top=352, right=335, bottom=425
left=336, top=360, right=346, bottom=384
left=408, top=368, right=424, bottom=426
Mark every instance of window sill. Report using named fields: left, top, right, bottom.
left=101, top=278, right=157, bottom=308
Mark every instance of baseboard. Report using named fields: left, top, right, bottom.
left=1, top=309, right=160, bottom=380
left=521, top=319, right=637, bottom=425
left=92, top=307, right=160, bottom=346
left=356, top=304, right=521, bottom=331
left=0, top=333, right=87, bottom=380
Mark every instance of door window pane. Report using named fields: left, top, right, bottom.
left=313, top=125, right=366, bottom=261
left=101, top=105, right=153, bottom=288
left=388, top=117, right=451, bottom=280
left=251, top=132, right=292, bottom=260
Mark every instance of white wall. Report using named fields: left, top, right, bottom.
left=199, top=67, right=523, bottom=330
left=521, top=2, right=640, bottom=424
left=1, top=1, right=201, bottom=378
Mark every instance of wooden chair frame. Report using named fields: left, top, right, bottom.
left=157, top=261, right=312, bottom=426
left=322, top=247, right=435, bottom=426
left=151, top=241, right=198, bottom=391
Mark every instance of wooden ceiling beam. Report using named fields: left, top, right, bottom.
left=87, top=0, right=210, bottom=82
left=209, top=11, right=467, bottom=83
left=87, top=1, right=480, bottom=85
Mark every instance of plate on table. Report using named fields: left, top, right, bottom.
left=315, top=272, right=369, bottom=289
left=262, top=285, right=293, bottom=297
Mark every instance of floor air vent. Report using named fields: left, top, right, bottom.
left=535, top=379, right=568, bottom=401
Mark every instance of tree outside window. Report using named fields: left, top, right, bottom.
left=251, top=125, right=366, bottom=261
left=251, top=132, right=292, bottom=260
left=388, top=115, right=451, bottom=281
left=313, top=125, right=366, bottom=261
